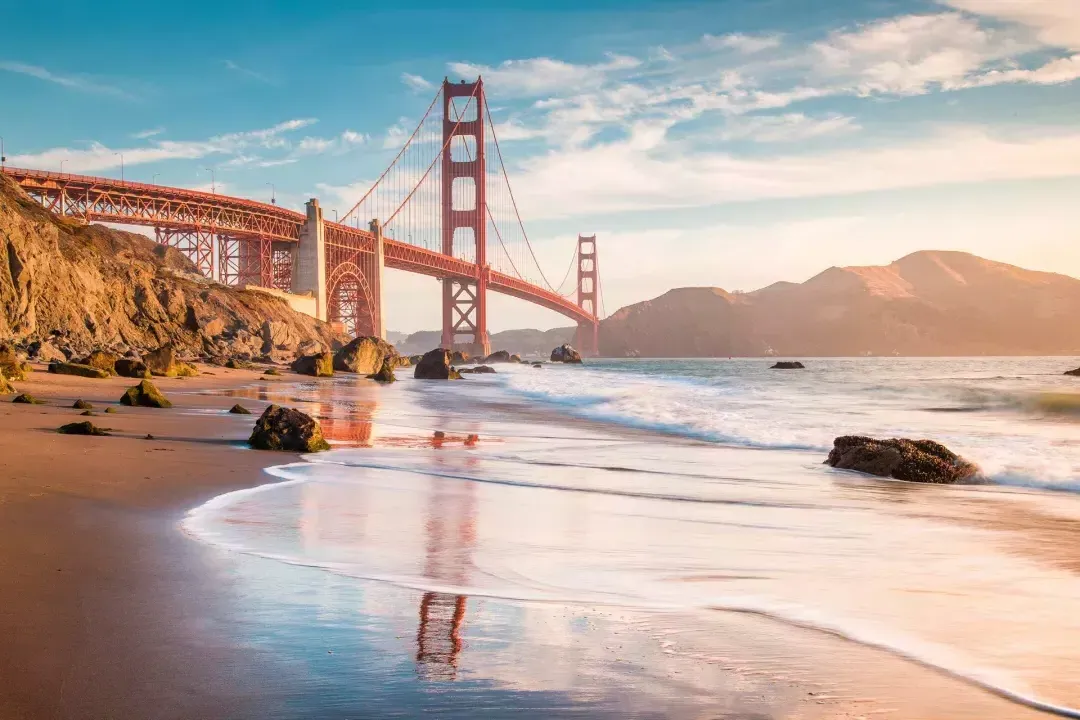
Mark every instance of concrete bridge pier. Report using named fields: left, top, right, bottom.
left=292, top=198, right=327, bottom=321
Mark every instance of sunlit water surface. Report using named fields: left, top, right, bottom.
left=188, top=358, right=1080, bottom=717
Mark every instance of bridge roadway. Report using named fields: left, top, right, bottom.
left=1, top=167, right=594, bottom=326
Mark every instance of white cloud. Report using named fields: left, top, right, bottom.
left=962, top=54, right=1080, bottom=88
left=132, top=127, right=165, bottom=139
left=941, top=0, right=1080, bottom=50
left=506, top=124, right=1080, bottom=219
left=704, top=33, right=783, bottom=54
left=720, top=113, right=860, bottom=143
left=0, top=61, right=132, bottom=98
left=224, top=59, right=273, bottom=84
left=447, top=53, right=641, bottom=97
left=9, top=118, right=317, bottom=173
left=401, top=72, right=434, bottom=91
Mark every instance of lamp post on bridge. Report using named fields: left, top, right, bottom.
left=266, top=182, right=275, bottom=205
left=205, top=167, right=216, bottom=194
left=1, top=136, right=7, bottom=169
left=115, top=153, right=124, bottom=185
left=152, top=173, right=160, bottom=185
left=60, top=160, right=66, bottom=174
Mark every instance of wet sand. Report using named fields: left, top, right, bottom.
left=0, top=365, right=1065, bottom=719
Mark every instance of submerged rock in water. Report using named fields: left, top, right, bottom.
left=550, top=344, right=582, bottom=364
left=248, top=405, right=330, bottom=452
left=483, top=350, right=511, bottom=363
left=460, top=365, right=496, bottom=375
left=48, top=362, right=110, bottom=379
left=825, top=435, right=978, bottom=484
left=291, top=351, right=334, bottom=378
left=334, top=336, right=396, bottom=375
left=229, top=403, right=252, bottom=415
left=119, top=379, right=172, bottom=408
left=770, top=361, right=805, bottom=369
left=414, top=349, right=457, bottom=380
left=58, top=421, right=109, bottom=436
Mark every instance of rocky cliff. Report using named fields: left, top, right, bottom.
left=0, top=173, right=342, bottom=360
left=600, top=251, right=1080, bottom=357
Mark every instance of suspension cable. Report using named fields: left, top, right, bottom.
left=340, top=86, right=442, bottom=225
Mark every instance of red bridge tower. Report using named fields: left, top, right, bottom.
left=575, top=234, right=600, bottom=357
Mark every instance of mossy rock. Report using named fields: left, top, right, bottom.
left=72, top=399, right=93, bottom=410
left=366, top=360, right=397, bottom=383
left=80, top=410, right=95, bottom=416
left=48, top=362, right=110, bottom=379
left=291, top=351, right=334, bottom=378
left=115, top=358, right=151, bottom=379
left=119, top=380, right=173, bottom=408
left=176, top=363, right=199, bottom=378
left=248, top=405, right=330, bottom=452
left=0, top=343, right=31, bottom=381
left=229, top=403, right=252, bottom=415
left=104, top=407, right=118, bottom=414
left=263, top=367, right=282, bottom=376
left=0, top=372, right=14, bottom=395
left=144, top=344, right=180, bottom=377
left=13, top=393, right=44, bottom=405
left=225, top=358, right=252, bottom=370
left=79, top=350, right=120, bottom=376
left=58, top=421, right=110, bottom=436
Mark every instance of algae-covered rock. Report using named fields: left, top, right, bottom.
left=58, top=421, right=109, bottom=436
left=248, top=405, right=330, bottom=452
left=104, top=407, right=117, bottom=414
left=291, top=351, right=334, bottom=377
left=225, top=358, right=251, bottom=370
left=0, top=371, right=14, bottom=395
left=367, top=360, right=396, bottom=383
left=119, top=379, right=173, bottom=408
left=0, top=343, right=31, bottom=381
left=80, top=410, right=95, bottom=416
left=48, top=362, right=110, bottom=379
left=483, top=350, right=511, bottom=363
left=229, top=403, right=252, bottom=415
left=13, top=393, right=43, bottom=404
left=72, top=399, right=93, bottom=410
left=414, top=349, right=454, bottom=380
left=176, top=362, right=198, bottom=377
left=825, top=435, right=979, bottom=484
left=79, top=350, right=119, bottom=375
left=334, top=336, right=396, bottom=375
left=263, top=367, right=282, bottom=376
left=115, top=358, right=150, bottom=379
left=144, top=344, right=180, bottom=377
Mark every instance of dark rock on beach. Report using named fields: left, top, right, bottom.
left=367, top=359, right=396, bottom=383
left=291, top=351, right=334, bottom=377
left=550, top=344, right=582, bottom=364
left=229, top=404, right=252, bottom=415
left=72, top=399, right=93, bottom=410
left=12, top=393, right=43, bottom=404
left=48, top=362, right=110, bottom=379
left=770, top=361, right=805, bottom=369
left=248, top=405, right=330, bottom=452
left=114, top=358, right=150, bottom=378
left=460, top=365, right=496, bottom=375
left=78, top=350, right=119, bottom=376
left=825, top=435, right=979, bottom=484
left=451, top=350, right=471, bottom=365
left=414, top=349, right=459, bottom=380
left=1066, top=367, right=1080, bottom=377
left=58, top=421, right=109, bottom=436
left=483, top=350, right=512, bottom=363
left=119, top=379, right=172, bottom=408
left=334, top=336, right=397, bottom=375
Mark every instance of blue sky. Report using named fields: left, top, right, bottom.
left=3, top=0, right=1080, bottom=332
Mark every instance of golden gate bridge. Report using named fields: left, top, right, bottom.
left=1, top=78, right=603, bottom=357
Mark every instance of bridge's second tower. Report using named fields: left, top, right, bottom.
left=441, top=78, right=490, bottom=358
left=575, top=234, right=600, bottom=357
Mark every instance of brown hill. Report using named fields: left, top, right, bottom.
left=0, top=173, right=341, bottom=360
left=600, top=251, right=1080, bottom=357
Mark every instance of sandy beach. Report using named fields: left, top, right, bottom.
left=0, top=364, right=1073, bottom=719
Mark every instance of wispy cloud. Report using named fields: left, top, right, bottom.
left=224, top=59, right=273, bottom=84
left=703, top=33, right=783, bottom=54
left=0, top=61, right=133, bottom=99
left=9, top=118, right=318, bottom=173
left=401, top=72, right=434, bottom=91
left=719, top=113, right=860, bottom=143
left=132, top=127, right=164, bottom=140
left=448, top=53, right=640, bottom=97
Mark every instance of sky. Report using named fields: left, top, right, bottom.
left=2, top=0, right=1080, bottom=333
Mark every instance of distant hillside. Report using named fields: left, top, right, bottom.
left=393, top=326, right=574, bottom=357
left=600, top=251, right=1080, bottom=357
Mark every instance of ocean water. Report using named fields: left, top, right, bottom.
left=186, top=358, right=1080, bottom=717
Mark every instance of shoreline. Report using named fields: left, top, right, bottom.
left=0, top=364, right=1067, bottom=718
